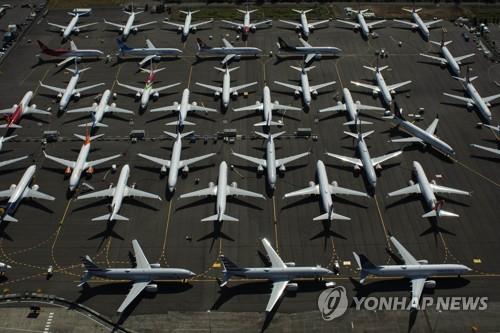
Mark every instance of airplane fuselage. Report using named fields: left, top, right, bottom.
left=300, top=71, right=312, bottom=105
left=363, top=263, right=470, bottom=278
left=343, top=88, right=359, bottom=121
left=441, top=46, right=461, bottom=76
left=63, top=15, right=79, bottom=39
left=262, top=86, right=273, bottom=125
left=109, top=164, right=130, bottom=217
left=215, top=161, right=229, bottom=221
left=60, top=73, right=80, bottom=111
left=412, top=12, right=429, bottom=39
left=178, top=88, right=191, bottom=125
left=357, top=13, right=370, bottom=37
left=243, top=12, right=251, bottom=34
left=183, top=13, right=192, bottom=36
left=357, top=138, right=377, bottom=188
left=228, top=266, right=331, bottom=280
left=222, top=70, right=231, bottom=107
left=375, top=71, right=393, bottom=105
left=119, top=47, right=182, bottom=57
left=87, top=267, right=195, bottom=281
left=316, top=160, right=334, bottom=216
left=412, top=161, right=438, bottom=211
left=466, top=82, right=492, bottom=122
left=93, top=89, right=112, bottom=124
left=69, top=141, right=91, bottom=191
left=167, top=135, right=183, bottom=192
left=199, top=46, right=262, bottom=56
left=123, top=13, right=135, bottom=38
left=290, top=46, right=341, bottom=56
left=1, top=165, right=36, bottom=221
left=300, top=13, right=310, bottom=37
left=266, top=138, right=277, bottom=188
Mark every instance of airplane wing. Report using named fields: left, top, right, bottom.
left=191, top=20, right=213, bottom=29
left=180, top=186, right=217, bottom=199
left=74, top=83, right=105, bottom=94
left=56, top=57, right=78, bottom=68
left=442, top=92, right=473, bottom=104
left=366, top=20, right=386, bottom=28
left=0, top=156, right=28, bottom=168
left=266, top=280, right=288, bottom=312
left=299, top=39, right=312, bottom=48
left=279, top=20, right=300, bottom=28
left=276, top=152, right=310, bottom=168
left=76, top=22, right=98, bottom=30
left=226, top=185, right=264, bottom=198
left=132, top=21, right=157, bottom=30
left=106, top=106, right=134, bottom=114
left=389, top=236, right=419, bottom=265
left=233, top=103, right=263, bottom=112
left=454, top=53, right=475, bottom=63
left=221, top=20, right=242, bottom=28
left=132, top=239, right=151, bottom=269
left=77, top=187, right=115, bottom=200
left=84, top=154, right=121, bottom=169
left=253, top=20, right=272, bottom=27
left=319, top=104, right=346, bottom=113
left=308, top=20, right=330, bottom=28
left=48, top=22, right=66, bottom=29
left=221, top=38, right=233, bottom=48
left=483, top=93, right=500, bottom=104
left=0, top=107, right=14, bottom=114
left=125, top=187, right=161, bottom=200
left=232, top=151, right=266, bottom=168
left=387, top=80, right=412, bottom=92
left=221, top=54, right=235, bottom=65
left=425, top=118, right=439, bottom=135
left=139, top=55, right=158, bottom=67
left=271, top=103, right=302, bottom=112
left=471, top=144, right=500, bottom=156
left=390, top=137, right=423, bottom=144
left=230, top=81, right=258, bottom=94
left=44, top=152, right=76, bottom=169
left=351, top=81, right=380, bottom=92
left=188, top=104, right=218, bottom=113
left=304, top=53, right=316, bottom=65
left=425, top=19, right=443, bottom=28
left=117, top=81, right=143, bottom=94
left=329, top=184, right=367, bottom=197
left=0, top=188, right=14, bottom=198
left=388, top=184, right=421, bottom=197
left=284, top=184, right=319, bottom=198
left=371, top=150, right=402, bottom=166
left=262, top=238, right=286, bottom=268
left=310, top=81, right=336, bottom=92
left=153, top=82, right=181, bottom=94
left=39, top=82, right=66, bottom=94
left=117, top=280, right=150, bottom=313
left=23, top=188, right=55, bottom=200
left=356, top=103, right=385, bottom=111
left=274, top=81, right=302, bottom=92
left=104, top=20, right=125, bottom=29
left=393, top=19, right=417, bottom=28
left=420, top=53, right=447, bottom=63
left=23, top=107, right=50, bottom=115
left=163, top=21, right=184, bottom=28
left=145, top=39, right=155, bottom=49
left=336, top=19, right=359, bottom=28
left=179, top=153, right=216, bottom=168
left=325, top=153, right=362, bottom=167
left=430, top=184, right=470, bottom=196
left=66, top=107, right=95, bottom=114
left=195, top=82, right=222, bottom=93
left=137, top=153, right=170, bottom=168
left=409, top=278, right=426, bottom=309
left=150, top=105, right=179, bottom=113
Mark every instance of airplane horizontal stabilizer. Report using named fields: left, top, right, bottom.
left=343, top=120, right=372, bottom=126
left=422, top=209, right=459, bottom=218
left=79, top=122, right=108, bottom=128
left=313, top=212, right=350, bottom=221
left=201, top=214, right=238, bottom=222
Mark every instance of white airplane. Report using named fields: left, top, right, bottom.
left=353, top=236, right=471, bottom=310
left=43, top=133, right=121, bottom=192
left=37, top=40, right=104, bottom=68
left=116, top=39, right=182, bottom=67
left=138, top=131, right=215, bottom=192
left=319, top=88, right=386, bottom=126
left=104, top=8, right=157, bottom=40
left=0, top=165, right=55, bottom=223
left=117, top=67, right=180, bottom=110
left=480, top=123, right=500, bottom=134
left=0, top=261, right=11, bottom=274
left=388, top=161, right=470, bottom=218
left=0, top=135, right=17, bottom=151
left=393, top=8, right=442, bottom=41
left=66, top=89, right=134, bottom=128
left=274, top=65, right=336, bottom=107
left=150, top=88, right=217, bottom=128
left=179, top=161, right=265, bottom=222
left=384, top=107, right=455, bottom=157
left=283, top=160, right=368, bottom=221
left=279, top=9, right=329, bottom=38
left=233, top=86, right=302, bottom=127
left=48, top=11, right=98, bottom=40
left=420, top=35, right=475, bottom=76
left=163, top=10, right=213, bottom=39
left=443, top=70, right=500, bottom=124
left=0, top=91, right=50, bottom=129
left=351, top=63, right=411, bottom=106
left=39, top=64, right=104, bottom=112
left=77, top=164, right=161, bottom=221
left=231, top=131, right=310, bottom=189
left=196, top=38, right=262, bottom=65
left=326, top=130, right=402, bottom=190
left=470, top=143, right=500, bottom=156
left=336, top=9, right=386, bottom=39
left=276, top=37, right=342, bottom=65
left=219, top=238, right=333, bottom=313
left=221, top=8, right=272, bottom=37
left=195, top=66, right=257, bottom=109
left=79, top=239, right=196, bottom=313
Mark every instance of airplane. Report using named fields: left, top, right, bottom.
left=37, top=40, right=103, bottom=68
left=43, top=133, right=121, bottom=192
left=220, top=238, right=333, bottom=312
left=76, top=164, right=161, bottom=221
left=274, top=65, right=336, bottom=107
left=79, top=239, right=196, bottom=313
left=479, top=123, right=500, bottom=134
left=66, top=89, right=134, bottom=128
left=283, top=160, right=368, bottom=221
left=443, top=69, right=500, bottom=124
left=353, top=236, right=471, bottom=310
left=0, top=135, right=17, bottom=151
left=384, top=106, right=455, bottom=157
left=221, top=8, right=272, bottom=37
left=336, top=8, right=386, bottom=39
left=196, top=38, right=262, bottom=65
left=150, top=88, right=217, bottom=128
left=104, top=7, right=157, bottom=40
left=233, top=86, right=302, bottom=128
left=0, top=262, right=11, bottom=274
left=319, top=88, right=386, bottom=126
left=388, top=161, right=470, bottom=218
left=470, top=143, right=500, bottom=156
left=117, top=66, right=180, bottom=110
left=326, top=130, right=402, bottom=190
left=0, top=165, right=55, bottom=223
left=179, top=161, right=265, bottom=222
left=276, top=37, right=342, bottom=65
left=0, top=91, right=50, bottom=129
left=138, top=131, right=215, bottom=192
left=393, top=8, right=442, bottom=41
left=48, top=10, right=98, bottom=41
left=231, top=131, right=310, bottom=189
left=279, top=9, right=330, bottom=38
left=195, top=66, right=257, bottom=109
left=351, top=62, right=411, bottom=106
left=163, top=10, right=213, bottom=39
left=116, top=39, right=182, bottom=67
left=39, top=63, right=104, bottom=112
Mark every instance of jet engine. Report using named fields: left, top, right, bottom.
left=110, top=103, right=117, bottom=108
left=314, top=54, right=322, bottom=60
left=65, top=167, right=72, bottom=174
left=132, top=27, right=138, bottom=34
left=353, top=27, right=359, bottom=33
left=214, top=91, right=221, bottom=97
left=177, top=26, right=183, bottom=32
left=234, top=54, right=241, bottom=60
left=231, top=91, right=238, bottom=98
left=353, top=165, right=361, bottom=173
left=285, top=262, right=295, bottom=267
left=331, top=181, right=338, bottom=187
left=424, top=280, right=436, bottom=289
left=309, top=181, right=315, bottom=187
left=86, top=166, right=94, bottom=174
left=250, top=25, right=257, bottom=33
left=9, top=184, right=16, bottom=191
left=279, top=164, right=286, bottom=172
left=372, top=90, right=378, bottom=97
left=286, top=282, right=298, bottom=292
left=257, top=164, right=264, bottom=173
left=408, top=179, right=415, bottom=186
left=153, top=91, right=160, bottom=100
left=440, top=61, right=447, bottom=68
left=74, top=92, right=81, bottom=100
left=145, top=284, right=158, bottom=292
left=160, top=165, right=167, bottom=174
left=466, top=102, right=474, bottom=109
left=390, top=90, right=396, bottom=96
left=119, top=27, right=124, bottom=32
left=31, top=184, right=39, bottom=191
left=92, top=102, right=98, bottom=107
left=294, top=90, right=301, bottom=97
left=231, top=181, right=238, bottom=188
left=312, top=90, right=318, bottom=96
left=150, top=263, right=161, bottom=268
left=375, top=164, right=382, bottom=170
left=208, top=181, right=215, bottom=188
left=182, top=165, right=189, bottom=174
left=295, top=26, right=301, bottom=32
left=153, top=55, right=161, bottom=62
left=192, top=101, right=198, bottom=106
left=57, top=93, right=63, bottom=99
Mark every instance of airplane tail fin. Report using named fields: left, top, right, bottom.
left=140, top=67, right=165, bottom=75
left=1, top=135, right=18, bottom=142
left=196, top=38, right=210, bottom=51
left=78, top=255, right=99, bottom=287
left=353, top=252, right=375, bottom=283
left=37, top=40, right=51, bottom=54
left=1, top=214, right=18, bottom=223
left=201, top=213, right=238, bottom=222
left=219, top=254, right=242, bottom=287
left=254, top=131, right=285, bottom=140
left=277, top=37, right=290, bottom=50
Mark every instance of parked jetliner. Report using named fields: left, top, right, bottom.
left=233, top=86, right=302, bottom=127
left=274, top=65, right=336, bottom=107
left=43, top=133, right=121, bottom=192
left=195, top=66, right=257, bottom=109
left=163, top=10, right=213, bottom=39
left=0, top=91, right=50, bottom=128
left=37, top=40, right=103, bottom=68
left=79, top=239, right=196, bottom=313
left=196, top=38, right=262, bottom=65
left=283, top=160, right=368, bottom=221
left=150, top=88, right=217, bottom=128
left=231, top=131, right=310, bottom=189
left=388, top=161, right=471, bottom=218
left=116, top=39, right=182, bottom=67
left=326, top=130, right=402, bottom=190
left=353, top=236, right=471, bottom=310
left=219, top=238, right=333, bottom=312
left=279, top=9, right=329, bottom=38
left=276, top=37, right=342, bottom=65
left=336, top=9, right=386, bottom=39
left=77, top=164, right=161, bottom=221
left=470, top=143, right=500, bottom=156
left=420, top=35, right=475, bottom=76
left=179, top=161, right=265, bottom=222
left=0, top=165, right=55, bottom=223
left=138, top=131, right=215, bottom=192
left=221, top=8, right=272, bottom=37
left=48, top=11, right=97, bottom=40
left=104, top=8, right=156, bottom=40
left=393, top=8, right=442, bottom=41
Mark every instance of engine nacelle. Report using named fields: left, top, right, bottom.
left=177, top=26, right=183, bottom=32
left=440, top=62, right=447, bottom=68
left=250, top=26, right=256, bottom=32
left=119, top=27, right=124, bottom=32
left=231, top=91, right=238, bottom=98
left=353, top=165, right=361, bottom=172
left=153, top=55, right=161, bottom=62
left=285, top=262, right=295, bottom=267
left=30, top=104, right=38, bottom=111
left=86, top=166, right=94, bottom=174
left=294, top=90, right=300, bottom=97
left=353, top=27, right=359, bottom=33
left=255, top=101, right=261, bottom=106
left=145, top=284, right=158, bottom=292
left=74, top=92, right=81, bottom=99
left=110, top=103, right=117, bottom=108
left=408, top=179, right=415, bottom=186
left=274, top=100, right=280, bottom=105
left=9, top=184, right=16, bottom=191
left=308, top=181, right=315, bottom=187
left=160, top=165, right=167, bottom=174
left=32, top=184, right=39, bottom=191
left=411, top=26, right=418, bottom=32
left=314, top=54, right=322, bottom=60
left=286, top=282, right=298, bottom=292
left=192, top=27, right=197, bottom=33
left=192, top=101, right=198, bottom=106
left=132, top=27, right=138, bottom=34
left=257, top=164, right=264, bottom=173
left=214, top=91, right=221, bottom=97
left=92, top=102, right=98, bottom=107
left=331, top=181, right=338, bottom=187
left=372, top=90, right=378, bottom=97
left=431, top=180, right=436, bottom=185
left=74, top=28, right=80, bottom=34
left=182, top=165, right=189, bottom=174
left=153, top=91, right=159, bottom=100
left=418, top=260, right=428, bottom=264
left=466, top=102, right=473, bottom=109
left=390, top=90, right=396, bottom=95
left=312, top=90, right=318, bottom=96
left=57, top=93, right=63, bottom=99
left=375, top=164, right=382, bottom=170
left=150, top=263, right=161, bottom=268
left=231, top=181, right=237, bottom=188
left=135, top=92, right=141, bottom=99
left=424, top=280, right=436, bottom=289
left=65, top=167, right=72, bottom=174
left=234, top=54, right=241, bottom=60
left=295, top=26, right=301, bottom=32
left=279, top=164, right=286, bottom=172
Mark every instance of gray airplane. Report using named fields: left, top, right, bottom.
left=279, top=9, right=329, bottom=38
left=179, top=161, right=265, bottom=222
left=220, top=238, right=334, bottom=312
left=163, top=10, right=213, bottom=39
left=388, top=161, right=471, bottom=218
left=336, top=9, right=386, bottom=39
left=195, top=66, right=257, bottom=109
left=221, top=8, right=272, bottom=37
left=196, top=38, right=262, bottom=65
left=116, top=39, right=182, bottom=67
left=138, top=131, right=215, bottom=192
left=48, top=10, right=97, bottom=41
left=326, top=130, right=402, bottom=190
left=79, top=239, right=196, bottom=313
left=284, top=160, right=368, bottom=221
left=393, top=8, right=442, bottom=41
left=231, top=131, right=310, bottom=189
left=319, top=87, right=386, bottom=126
left=353, top=236, right=471, bottom=310
left=276, top=37, right=342, bottom=65
left=384, top=107, right=455, bottom=157
left=104, top=8, right=156, bottom=40
left=274, top=65, right=336, bottom=107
